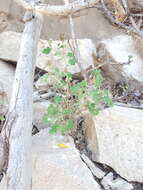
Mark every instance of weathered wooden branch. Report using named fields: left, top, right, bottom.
left=0, top=5, right=43, bottom=190
left=14, top=0, right=100, bottom=16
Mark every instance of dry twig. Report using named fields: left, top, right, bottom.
left=100, top=0, right=143, bottom=38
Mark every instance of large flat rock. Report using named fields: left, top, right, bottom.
left=32, top=129, right=101, bottom=190
left=0, top=31, right=95, bottom=75
left=97, top=35, right=143, bottom=89
left=85, top=106, right=143, bottom=182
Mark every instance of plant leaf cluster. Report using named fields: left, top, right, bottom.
left=42, top=41, right=113, bottom=134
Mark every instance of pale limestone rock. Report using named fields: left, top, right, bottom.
left=101, top=172, right=133, bottom=190
left=81, top=154, right=106, bottom=179
left=34, top=74, right=53, bottom=91
left=128, top=0, right=143, bottom=10
left=0, top=31, right=95, bottom=75
left=0, top=12, right=8, bottom=33
left=33, top=101, right=50, bottom=130
left=97, top=35, right=143, bottom=89
left=0, top=32, right=21, bottom=62
left=0, top=60, right=15, bottom=108
left=0, top=0, right=121, bottom=40
left=32, top=129, right=101, bottom=190
left=39, top=38, right=95, bottom=74
left=0, top=0, right=11, bottom=13
left=81, top=154, right=133, bottom=190
left=85, top=106, right=143, bottom=182
left=0, top=60, right=50, bottom=130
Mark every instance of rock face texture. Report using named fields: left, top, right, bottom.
left=96, top=35, right=143, bottom=89
left=33, top=101, right=50, bottom=130
left=0, top=60, right=15, bottom=106
left=32, top=129, right=102, bottom=190
left=0, top=31, right=95, bottom=75
left=85, top=106, right=143, bottom=182
left=81, top=154, right=133, bottom=190
left=0, top=0, right=11, bottom=13
left=0, top=0, right=121, bottom=40
left=128, top=0, right=143, bottom=10
left=0, top=31, right=20, bottom=62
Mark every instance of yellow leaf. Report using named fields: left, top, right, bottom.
left=115, top=11, right=126, bottom=22
left=57, top=143, right=69, bottom=148
left=110, top=0, right=126, bottom=22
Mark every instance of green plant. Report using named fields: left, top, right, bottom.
left=0, top=115, right=5, bottom=122
left=41, top=41, right=113, bottom=134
